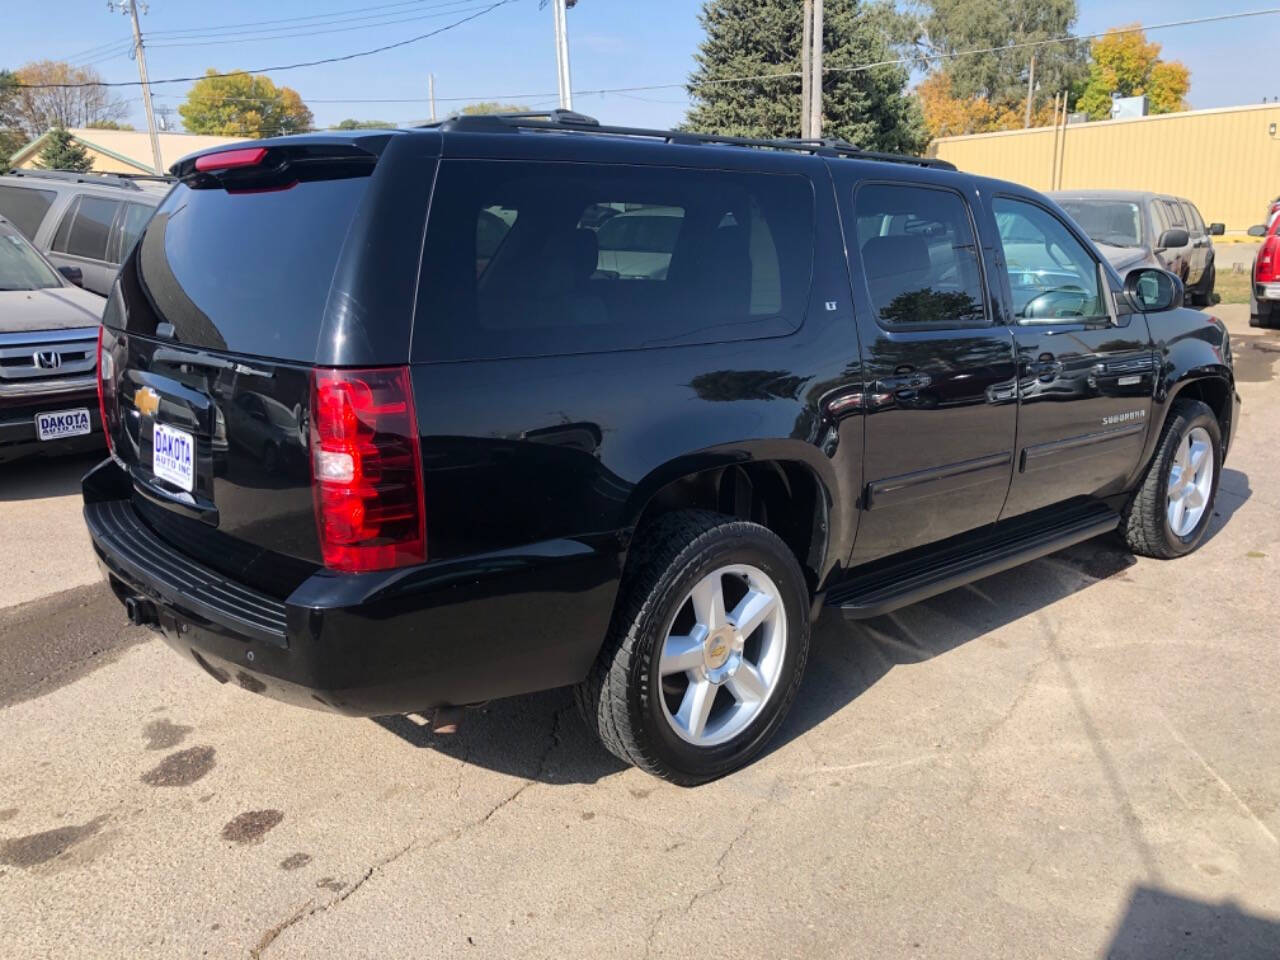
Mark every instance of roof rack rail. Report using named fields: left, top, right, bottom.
left=430, top=109, right=956, bottom=171
left=0, top=168, right=174, bottom=190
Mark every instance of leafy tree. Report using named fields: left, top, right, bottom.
left=911, top=0, right=1085, bottom=138
left=330, top=118, right=394, bottom=130
left=918, top=70, right=1058, bottom=137
left=0, top=70, right=22, bottom=170
left=1077, top=26, right=1189, bottom=120
left=179, top=70, right=314, bottom=138
left=460, top=102, right=532, bottom=115
left=35, top=126, right=92, bottom=172
left=685, top=0, right=927, bottom=155
left=11, top=61, right=130, bottom=138
left=86, top=120, right=135, bottom=131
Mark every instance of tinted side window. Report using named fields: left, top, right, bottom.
left=852, top=183, right=985, bottom=328
left=993, top=197, right=1105, bottom=323
left=51, top=197, right=78, bottom=252
left=1163, top=200, right=1185, bottom=227
left=0, top=185, right=56, bottom=240
left=116, top=202, right=153, bottom=262
left=64, top=196, right=120, bottom=262
left=1183, top=202, right=1205, bottom=235
left=416, top=161, right=815, bottom=360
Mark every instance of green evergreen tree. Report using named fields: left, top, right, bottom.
left=685, top=0, right=927, bottom=155
left=0, top=70, right=22, bottom=172
left=35, top=126, right=93, bottom=172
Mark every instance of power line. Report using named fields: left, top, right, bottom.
left=19, top=4, right=1279, bottom=102
left=147, top=0, right=492, bottom=47
left=146, top=0, right=477, bottom=38
left=11, top=0, right=522, bottom=90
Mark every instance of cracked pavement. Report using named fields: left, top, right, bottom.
left=1, top=306, right=1279, bottom=958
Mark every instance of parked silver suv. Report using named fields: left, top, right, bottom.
left=0, top=169, right=171, bottom=296
left=1050, top=190, right=1224, bottom=307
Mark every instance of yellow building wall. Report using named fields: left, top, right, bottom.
left=17, top=147, right=143, bottom=175
left=933, top=103, right=1280, bottom=232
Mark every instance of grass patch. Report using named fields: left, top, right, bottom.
left=1214, top=269, right=1254, bottom=306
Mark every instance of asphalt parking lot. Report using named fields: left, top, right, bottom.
left=1, top=303, right=1278, bottom=959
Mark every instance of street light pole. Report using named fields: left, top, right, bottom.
left=113, top=1, right=163, bottom=175
left=552, top=0, right=573, bottom=110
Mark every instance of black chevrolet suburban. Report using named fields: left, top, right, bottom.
left=83, top=112, right=1240, bottom=784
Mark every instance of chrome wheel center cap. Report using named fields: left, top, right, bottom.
left=703, top=626, right=742, bottom=683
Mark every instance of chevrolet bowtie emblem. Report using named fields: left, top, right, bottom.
left=135, top=386, right=161, bottom=418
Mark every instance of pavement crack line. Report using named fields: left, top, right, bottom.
left=642, top=781, right=776, bottom=958
left=251, top=840, right=416, bottom=959
left=251, top=705, right=567, bottom=957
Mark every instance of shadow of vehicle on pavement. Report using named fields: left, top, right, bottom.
left=1106, top=885, right=1280, bottom=959
left=370, top=472, right=1249, bottom=786
left=0, top=451, right=101, bottom=502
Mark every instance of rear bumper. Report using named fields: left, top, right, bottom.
left=1256, top=282, right=1280, bottom=302
left=83, top=460, right=622, bottom=716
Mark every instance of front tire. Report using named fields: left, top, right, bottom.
left=1191, top=263, right=1215, bottom=307
left=1122, top=399, right=1222, bottom=559
left=576, top=510, right=810, bottom=785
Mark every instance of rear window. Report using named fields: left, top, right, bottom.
left=0, top=184, right=56, bottom=240
left=129, top=178, right=369, bottom=360
left=415, top=160, right=814, bottom=361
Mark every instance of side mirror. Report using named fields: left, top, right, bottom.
left=57, top=265, right=84, bottom=287
left=1209, top=223, right=1225, bottom=236
left=1156, top=228, right=1189, bottom=250
left=1125, top=267, right=1183, bottom=313
left=1248, top=224, right=1269, bottom=237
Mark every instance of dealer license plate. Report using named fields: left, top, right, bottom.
left=152, top=423, right=195, bottom=492
left=36, top=408, right=91, bottom=441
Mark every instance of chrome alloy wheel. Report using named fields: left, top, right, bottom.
left=1167, top=425, right=1214, bottom=538
left=657, top=563, right=787, bottom=747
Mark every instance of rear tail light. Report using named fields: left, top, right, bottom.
left=1258, top=236, right=1279, bottom=283
left=96, top=325, right=115, bottom=455
left=310, top=366, right=426, bottom=573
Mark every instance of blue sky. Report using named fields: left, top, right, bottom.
left=2, top=0, right=1278, bottom=133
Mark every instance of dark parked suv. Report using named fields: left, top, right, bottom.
left=83, top=113, right=1240, bottom=784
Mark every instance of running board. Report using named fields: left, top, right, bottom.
left=826, top=502, right=1120, bottom=620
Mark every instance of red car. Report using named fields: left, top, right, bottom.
left=1251, top=215, right=1280, bottom=327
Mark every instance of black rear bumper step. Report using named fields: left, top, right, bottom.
left=84, top=499, right=288, bottom=645
left=826, top=501, right=1120, bottom=619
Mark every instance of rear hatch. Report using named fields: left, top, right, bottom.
left=101, top=133, right=436, bottom=596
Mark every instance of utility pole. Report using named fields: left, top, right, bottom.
left=800, top=0, right=812, bottom=139
left=552, top=0, right=573, bottom=110
left=809, top=0, right=823, bottom=140
left=111, top=1, right=163, bottom=175
left=1024, top=50, right=1036, bottom=128
left=428, top=74, right=437, bottom=122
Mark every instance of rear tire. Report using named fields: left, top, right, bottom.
left=1252, top=300, right=1277, bottom=328
left=1191, top=263, right=1215, bottom=307
left=1121, top=399, right=1222, bottom=559
left=576, top=510, right=810, bottom=785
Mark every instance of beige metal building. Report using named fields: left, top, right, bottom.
left=932, top=102, right=1280, bottom=232
left=8, top=128, right=241, bottom=176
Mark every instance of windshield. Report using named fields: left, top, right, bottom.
left=1057, top=199, right=1144, bottom=248
left=0, top=227, right=63, bottom=291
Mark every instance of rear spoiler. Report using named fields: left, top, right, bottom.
left=172, top=136, right=394, bottom=190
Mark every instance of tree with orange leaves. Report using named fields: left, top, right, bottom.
left=1077, top=26, right=1190, bottom=120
